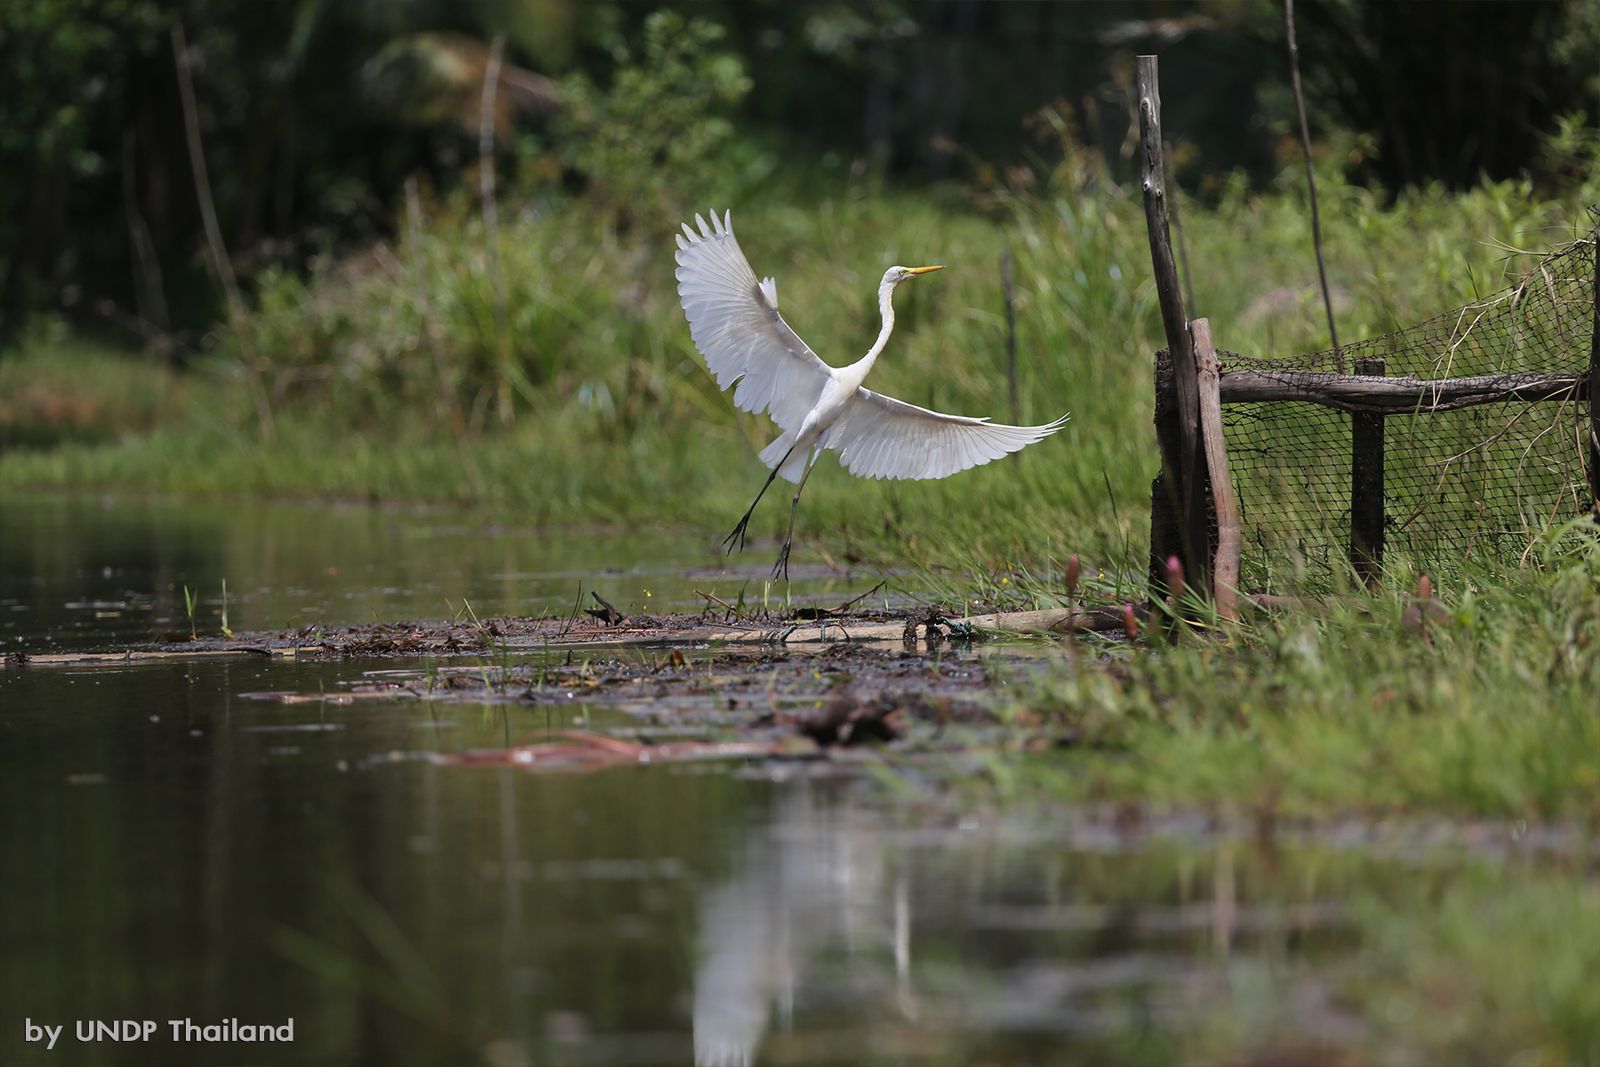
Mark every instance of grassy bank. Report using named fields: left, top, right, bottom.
left=950, top=520, right=1600, bottom=824
left=4, top=174, right=1595, bottom=567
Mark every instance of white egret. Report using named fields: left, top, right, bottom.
left=675, top=210, right=1069, bottom=578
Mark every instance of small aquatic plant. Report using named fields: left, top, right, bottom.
left=182, top=584, right=198, bottom=641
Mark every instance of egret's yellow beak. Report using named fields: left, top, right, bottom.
left=906, top=265, right=944, bottom=276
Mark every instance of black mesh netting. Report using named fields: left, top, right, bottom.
left=1221, top=227, right=1596, bottom=587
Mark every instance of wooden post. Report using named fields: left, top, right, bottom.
left=1194, top=320, right=1239, bottom=620
left=1137, top=54, right=1208, bottom=595
left=1149, top=350, right=1184, bottom=597
left=1350, top=357, right=1386, bottom=583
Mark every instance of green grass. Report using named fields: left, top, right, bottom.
left=961, top=519, right=1600, bottom=823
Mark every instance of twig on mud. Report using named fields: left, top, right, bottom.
left=695, top=589, right=756, bottom=624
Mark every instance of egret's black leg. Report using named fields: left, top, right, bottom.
left=724, top=445, right=795, bottom=555
left=773, top=448, right=821, bottom=580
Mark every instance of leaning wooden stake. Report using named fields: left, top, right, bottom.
left=1350, top=355, right=1386, bottom=583
left=1193, top=320, right=1239, bottom=621
left=1137, top=54, right=1208, bottom=595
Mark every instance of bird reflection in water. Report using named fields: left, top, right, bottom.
left=691, top=783, right=914, bottom=1067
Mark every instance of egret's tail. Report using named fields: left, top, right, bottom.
left=759, top=432, right=808, bottom=484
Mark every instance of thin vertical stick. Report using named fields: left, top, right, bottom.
left=1137, top=55, right=1207, bottom=594
left=1001, top=247, right=1018, bottom=423
left=1284, top=0, right=1343, bottom=370
left=479, top=34, right=511, bottom=426
left=1165, top=140, right=1198, bottom=314
left=171, top=25, right=275, bottom=441
left=1194, top=319, right=1239, bottom=620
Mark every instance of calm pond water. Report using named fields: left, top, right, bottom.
left=0, top=493, right=1570, bottom=1065
left=0, top=494, right=885, bottom=652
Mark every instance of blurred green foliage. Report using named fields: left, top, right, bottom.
left=2, top=0, right=1595, bottom=346
left=557, top=11, right=755, bottom=229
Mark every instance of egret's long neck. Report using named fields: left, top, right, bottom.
left=846, top=281, right=897, bottom=383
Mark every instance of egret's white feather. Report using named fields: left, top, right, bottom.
left=675, top=212, right=832, bottom=435
left=758, top=431, right=810, bottom=484
left=829, top=389, right=1069, bottom=481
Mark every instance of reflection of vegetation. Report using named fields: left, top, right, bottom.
left=1351, top=870, right=1600, bottom=1065
left=272, top=878, right=459, bottom=1039
left=691, top=789, right=1598, bottom=1067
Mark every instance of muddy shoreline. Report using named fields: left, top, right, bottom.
left=5, top=602, right=1132, bottom=667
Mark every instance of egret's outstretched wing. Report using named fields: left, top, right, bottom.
left=828, top=389, right=1068, bottom=481
left=675, top=211, right=833, bottom=434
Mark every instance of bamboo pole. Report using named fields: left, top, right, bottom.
left=1137, top=55, right=1207, bottom=592
left=1193, top=320, right=1240, bottom=620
